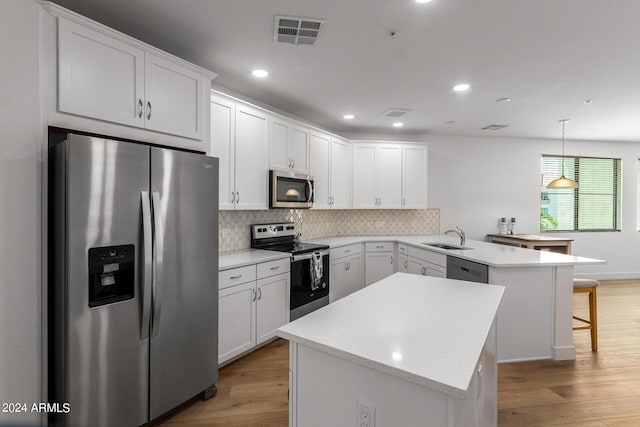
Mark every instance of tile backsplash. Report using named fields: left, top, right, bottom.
left=219, top=209, right=440, bottom=252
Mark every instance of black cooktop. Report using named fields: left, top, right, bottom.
left=256, top=241, right=329, bottom=256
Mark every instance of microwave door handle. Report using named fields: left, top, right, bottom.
left=306, top=180, right=313, bottom=203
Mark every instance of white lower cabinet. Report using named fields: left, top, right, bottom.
left=407, top=246, right=447, bottom=278
left=364, top=242, right=395, bottom=286
left=218, top=259, right=290, bottom=365
left=330, top=244, right=364, bottom=303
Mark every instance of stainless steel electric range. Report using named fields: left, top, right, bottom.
left=251, top=223, right=329, bottom=320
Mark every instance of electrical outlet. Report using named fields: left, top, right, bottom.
left=357, top=401, right=376, bottom=427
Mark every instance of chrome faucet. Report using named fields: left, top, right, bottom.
left=445, top=226, right=466, bottom=246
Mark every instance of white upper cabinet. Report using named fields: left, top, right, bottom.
left=49, top=5, right=214, bottom=149
left=309, top=131, right=331, bottom=209
left=57, top=18, right=145, bottom=128
left=330, top=137, right=351, bottom=208
left=352, top=143, right=402, bottom=209
left=210, top=94, right=270, bottom=210
left=402, top=145, right=428, bottom=208
left=353, top=142, right=427, bottom=209
left=309, top=132, right=352, bottom=209
left=143, top=52, right=206, bottom=140
left=270, top=118, right=309, bottom=174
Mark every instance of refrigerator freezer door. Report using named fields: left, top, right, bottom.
left=52, top=135, right=150, bottom=426
left=149, top=148, right=219, bottom=419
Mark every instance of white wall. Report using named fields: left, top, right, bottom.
left=428, top=134, right=640, bottom=279
left=0, top=0, right=42, bottom=425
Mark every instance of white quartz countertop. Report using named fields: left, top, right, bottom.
left=277, top=273, right=505, bottom=398
left=219, top=248, right=290, bottom=270
left=308, top=235, right=605, bottom=267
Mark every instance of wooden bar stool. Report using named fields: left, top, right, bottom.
left=573, top=278, right=599, bottom=351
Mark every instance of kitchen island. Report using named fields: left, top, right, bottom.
left=277, top=273, right=505, bottom=427
left=309, top=235, right=605, bottom=362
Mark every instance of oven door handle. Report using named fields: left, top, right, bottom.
left=292, top=250, right=329, bottom=262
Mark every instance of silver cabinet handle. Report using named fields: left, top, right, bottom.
left=344, top=249, right=350, bottom=253
left=390, top=256, right=393, bottom=264
left=231, top=191, right=236, bottom=203
left=379, top=197, right=382, bottom=206
left=146, top=101, right=152, bottom=120
left=138, top=99, right=144, bottom=119
left=252, top=288, right=257, bottom=302
left=230, top=275, right=242, bottom=280
left=289, top=157, right=293, bottom=168
left=421, top=266, right=426, bottom=275
left=236, top=192, right=240, bottom=203
left=402, top=197, right=406, bottom=206
left=292, top=158, right=296, bottom=168
left=270, top=266, right=280, bottom=271
left=151, top=191, right=164, bottom=337
left=258, top=287, right=262, bottom=300
left=375, top=245, right=384, bottom=249
left=140, top=191, right=152, bottom=340
left=404, top=260, right=408, bottom=269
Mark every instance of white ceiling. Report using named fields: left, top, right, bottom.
left=52, top=0, right=640, bottom=142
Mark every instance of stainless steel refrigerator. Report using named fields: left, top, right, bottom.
left=49, top=134, right=219, bottom=426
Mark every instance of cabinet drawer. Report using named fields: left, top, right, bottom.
left=366, top=242, right=394, bottom=252
left=407, top=247, right=447, bottom=267
left=257, top=257, right=290, bottom=279
left=219, top=265, right=257, bottom=289
left=397, top=244, right=408, bottom=255
left=331, top=243, right=362, bottom=259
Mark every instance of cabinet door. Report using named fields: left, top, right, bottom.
left=352, top=144, right=377, bottom=208
left=310, top=132, right=331, bottom=209
left=270, top=119, right=290, bottom=171
left=330, top=138, right=351, bottom=209
left=398, top=253, right=409, bottom=273
left=218, top=282, right=256, bottom=364
left=345, top=254, right=364, bottom=296
left=329, top=259, right=348, bottom=303
left=289, top=125, right=309, bottom=174
left=235, top=105, right=269, bottom=209
left=403, top=145, right=428, bottom=209
left=58, top=17, right=144, bottom=128
left=365, top=252, right=394, bottom=286
left=256, top=273, right=290, bottom=345
left=377, top=145, right=402, bottom=208
left=408, top=258, right=427, bottom=276
left=210, top=95, right=235, bottom=210
left=144, top=52, right=206, bottom=140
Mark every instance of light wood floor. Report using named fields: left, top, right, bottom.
left=160, top=279, right=640, bottom=426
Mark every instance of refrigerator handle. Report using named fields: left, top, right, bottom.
left=151, top=191, right=164, bottom=337
left=141, top=191, right=152, bottom=340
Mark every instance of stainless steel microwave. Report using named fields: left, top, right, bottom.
left=269, top=170, right=314, bottom=209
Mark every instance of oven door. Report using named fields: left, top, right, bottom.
left=290, top=250, right=329, bottom=320
left=270, top=170, right=314, bottom=209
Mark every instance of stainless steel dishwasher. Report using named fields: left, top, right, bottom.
left=446, top=256, right=489, bottom=284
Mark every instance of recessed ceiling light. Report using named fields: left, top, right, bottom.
left=415, top=0, right=433, bottom=3
left=584, top=99, right=593, bottom=105
left=496, top=97, right=511, bottom=103
left=343, top=114, right=355, bottom=120
left=453, top=83, right=470, bottom=92
left=445, top=120, right=457, bottom=124
left=393, top=122, right=404, bottom=128
left=252, top=69, right=269, bottom=78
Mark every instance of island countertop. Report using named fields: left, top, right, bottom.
left=307, top=235, right=605, bottom=268
left=277, top=273, right=505, bottom=399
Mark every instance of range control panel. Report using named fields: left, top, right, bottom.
left=251, top=223, right=296, bottom=240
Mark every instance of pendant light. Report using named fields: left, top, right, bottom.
left=547, top=119, right=579, bottom=189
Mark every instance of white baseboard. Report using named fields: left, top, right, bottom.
left=552, top=345, right=576, bottom=361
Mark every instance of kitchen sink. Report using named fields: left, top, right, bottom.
left=422, top=243, right=473, bottom=250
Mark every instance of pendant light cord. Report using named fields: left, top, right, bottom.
left=561, top=120, right=566, bottom=176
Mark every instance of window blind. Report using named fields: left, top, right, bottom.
left=540, top=155, right=621, bottom=232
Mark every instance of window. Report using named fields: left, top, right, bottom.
left=540, top=155, right=621, bottom=231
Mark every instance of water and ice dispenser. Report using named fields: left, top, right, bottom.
left=88, top=245, right=135, bottom=307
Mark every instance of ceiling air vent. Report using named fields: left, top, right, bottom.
left=383, top=108, right=412, bottom=118
left=481, top=124, right=509, bottom=131
left=274, top=16, right=325, bottom=46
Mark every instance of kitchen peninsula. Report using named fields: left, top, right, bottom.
left=278, top=273, right=505, bottom=427
left=309, top=235, right=605, bottom=362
